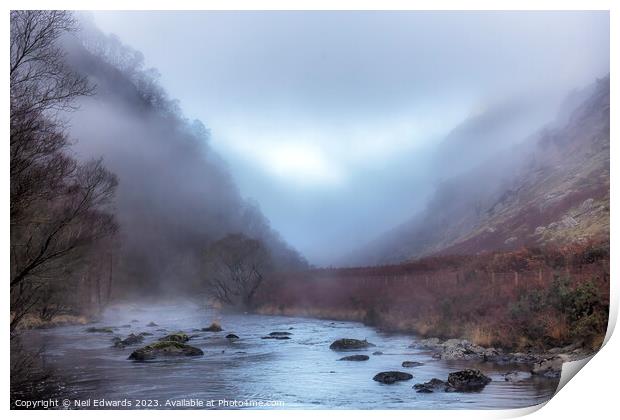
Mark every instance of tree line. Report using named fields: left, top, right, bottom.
left=10, top=11, right=118, bottom=334
left=10, top=11, right=293, bottom=335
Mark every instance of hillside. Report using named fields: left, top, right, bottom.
left=348, top=76, right=609, bottom=265
left=60, top=24, right=307, bottom=293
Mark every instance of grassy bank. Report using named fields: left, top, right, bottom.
left=256, top=244, right=609, bottom=352
left=12, top=313, right=91, bottom=331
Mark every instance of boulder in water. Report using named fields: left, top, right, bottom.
left=261, top=335, right=291, bottom=340
left=113, top=333, right=144, bottom=348
left=402, top=361, right=424, bottom=368
left=146, top=321, right=158, bottom=327
left=330, top=338, right=375, bottom=351
left=202, top=322, right=222, bottom=332
left=225, top=334, right=239, bottom=340
left=503, top=371, right=532, bottom=382
left=159, top=332, right=189, bottom=343
left=445, top=369, right=491, bottom=392
left=85, top=327, right=114, bottom=333
left=373, top=371, right=413, bottom=384
left=268, top=331, right=292, bottom=337
left=413, top=378, right=445, bottom=393
left=531, top=356, right=563, bottom=377
left=128, top=341, right=204, bottom=361
left=372, top=351, right=383, bottom=355
left=339, top=355, right=369, bottom=361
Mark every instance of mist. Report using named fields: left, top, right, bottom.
left=60, top=21, right=307, bottom=294
left=10, top=10, right=611, bottom=408
left=78, top=11, right=609, bottom=266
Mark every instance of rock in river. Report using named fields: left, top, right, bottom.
left=202, top=322, right=222, bottom=332
left=415, top=337, right=499, bottom=361
left=330, top=338, right=375, bottom=351
left=261, top=335, right=291, bottom=340
left=159, top=332, right=189, bottom=343
left=413, top=378, right=446, bottom=393
left=445, top=369, right=491, bottom=392
left=85, top=327, right=114, bottom=333
left=268, top=331, right=292, bottom=337
left=402, top=361, right=424, bottom=368
left=339, top=355, right=369, bottom=361
left=226, top=334, right=239, bottom=340
left=128, top=341, right=204, bottom=361
left=112, top=333, right=144, bottom=348
left=146, top=321, right=158, bottom=327
left=373, top=371, right=413, bottom=384
left=503, top=371, right=532, bottom=382
left=531, top=356, right=563, bottom=378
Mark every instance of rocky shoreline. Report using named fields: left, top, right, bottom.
left=412, top=337, right=594, bottom=378
left=255, top=305, right=597, bottom=379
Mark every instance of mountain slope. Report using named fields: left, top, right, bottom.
left=60, top=23, right=307, bottom=293
left=349, top=76, right=609, bottom=266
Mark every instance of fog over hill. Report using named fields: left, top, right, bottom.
left=60, top=21, right=307, bottom=294
left=88, top=11, right=610, bottom=266
left=346, top=76, right=610, bottom=266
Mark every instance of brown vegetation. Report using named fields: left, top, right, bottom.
left=202, top=233, right=273, bottom=309
left=10, top=11, right=118, bottom=334
left=255, top=242, right=609, bottom=351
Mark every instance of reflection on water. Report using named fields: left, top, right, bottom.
left=20, top=302, right=559, bottom=409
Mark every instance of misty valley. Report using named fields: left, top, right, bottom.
left=9, top=11, right=610, bottom=410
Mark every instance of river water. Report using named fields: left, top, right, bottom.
left=20, top=301, right=559, bottom=409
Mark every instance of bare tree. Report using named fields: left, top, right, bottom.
left=10, top=11, right=94, bottom=224
left=202, top=234, right=273, bottom=308
left=10, top=11, right=93, bottom=118
left=10, top=11, right=117, bottom=333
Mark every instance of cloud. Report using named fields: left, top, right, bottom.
left=88, top=10, right=609, bottom=265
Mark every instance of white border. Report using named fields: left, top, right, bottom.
left=2, top=1, right=617, bottom=419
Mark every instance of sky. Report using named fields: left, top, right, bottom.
left=89, top=11, right=609, bottom=265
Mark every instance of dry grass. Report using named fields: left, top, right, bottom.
left=255, top=243, right=609, bottom=351
left=465, top=325, right=495, bottom=347
left=14, top=313, right=90, bottom=330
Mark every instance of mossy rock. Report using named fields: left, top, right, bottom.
left=330, top=338, right=375, bottom=351
left=159, top=332, right=189, bottom=343
left=113, top=333, right=144, bottom=348
left=128, top=341, right=204, bottom=361
left=85, top=327, right=115, bottom=333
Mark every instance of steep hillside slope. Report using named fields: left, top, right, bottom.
left=349, top=76, right=609, bottom=265
left=60, top=24, right=307, bottom=293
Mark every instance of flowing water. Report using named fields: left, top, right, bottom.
left=20, top=301, right=559, bottom=409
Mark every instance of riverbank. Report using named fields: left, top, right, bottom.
left=13, top=313, right=91, bottom=330
left=254, top=304, right=595, bottom=377
left=254, top=244, right=609, bottom=354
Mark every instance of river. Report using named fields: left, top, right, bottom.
left=19, top=301, right=559, bottom=409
